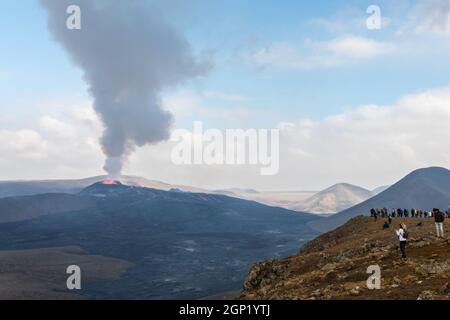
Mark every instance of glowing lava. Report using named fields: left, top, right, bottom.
left=101, top=180, right=120, bottom=185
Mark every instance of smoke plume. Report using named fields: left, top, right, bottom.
left=40, top=0, right=209, bottom=178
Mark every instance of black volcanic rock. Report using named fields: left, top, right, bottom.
left=0, top=193, right=98, bottom=223
left=309, top=167, right=450, bottom=232
left=0, top=183, right=320, bottom=299
left=79, top=180, right=130, bottom=197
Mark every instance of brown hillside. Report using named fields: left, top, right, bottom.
left=240, top=216, right=450, bottom=300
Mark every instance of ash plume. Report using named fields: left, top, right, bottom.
left=39, top=0, right=209, bottom=178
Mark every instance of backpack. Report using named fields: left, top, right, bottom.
left=435, top=211, right=445, bottom=223
left=402, top=229, right=409, bottom=240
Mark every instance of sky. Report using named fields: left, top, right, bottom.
left=1, top=0, right=450, bottom=190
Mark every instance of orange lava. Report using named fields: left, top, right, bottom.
left=102, top=180, right=118, bottom=185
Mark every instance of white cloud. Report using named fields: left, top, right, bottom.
left=128, top=86, right=450, bottom=190
left=323, top=36, right=396, bottom=58
left=309, top=12, right=390, bottom=34
left=162, top=90, right=262, bottom=126
left=0, top=103, right=104, bottom=180
left=39, top=115, right=75, bottom=137
left=70, top=106, right=100, bottom=124
left=3, top=87, right=450, bottom=190
left=405, top=0, right=450, bottom=36
left=0, top=130, right=48, bottom=159
left=274, top=86, right=450, bottom=189
left=252, top=43, right=334, bottom=70
left=162, top=90, right=201, bottom=118
left=309, top=1, right=450, bottom=38
left=203, top=91, right=251, bottom=102
left=250, top=36, right=397, bottom=70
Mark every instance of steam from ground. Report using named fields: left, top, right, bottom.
left=40, top=0, right=209, bottom=178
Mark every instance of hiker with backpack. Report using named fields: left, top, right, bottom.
left=433, top=208, right=445, bottom=238
left=370, top=208, right=376, bottom=220
left=396, top=223, right=408, bottom=258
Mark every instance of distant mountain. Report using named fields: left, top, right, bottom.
left=0, top=176, right=101, bottom=197
left=0, top=177, right=323, bottom=215
left=0, top=181, right=320, bottom=299
left=214, top=188, right=260, bottom=197
left=0, top=176, right=375, bottom=216
left=0, top=175, right=208, bottom=198
left=372, top=185, right=390, bottom=195
left=220, top=184, right=374, bottom=215
left=212, top=190, right=316, bottom=212
left=295, top=183, right=374, bottom=214
left=309, top=167, right=450, bottom=232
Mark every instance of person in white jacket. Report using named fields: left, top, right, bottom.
left=396, top=223, right=407, bottom=258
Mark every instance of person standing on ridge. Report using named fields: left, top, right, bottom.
left=371, top=208, right=376, bottom=221
left=396, top=223, right=408, bottom=259
left=434, top=208, right=445, bottom=238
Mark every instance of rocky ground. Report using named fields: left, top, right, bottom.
left=240, top=216, right=450, bottom=300
left=0, top=246, right=133, bottom=299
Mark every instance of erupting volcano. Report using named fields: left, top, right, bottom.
left=101, top=180, right=122, bottom=185
left=40, top=0, right=209, bottom=178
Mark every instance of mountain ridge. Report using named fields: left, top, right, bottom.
left=295, top=183, right=373, bottom=214
left=309, top=167, right=450, bottom=233
left=0, top=177, right=374, bottom=215
left=240, top=216, right=450, bottom=300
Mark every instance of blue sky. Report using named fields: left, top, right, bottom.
left=3, top=0, right=449, bottom=125
left=1, top=0, right=450, bottom=189
left=0, top=0, right=87, bottom=125
left=176, top=0, right=450, bottom=125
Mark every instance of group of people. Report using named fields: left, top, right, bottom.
left=369, top=207, right=448, bottom=259
left=370, top=207, right=450, bottom=220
